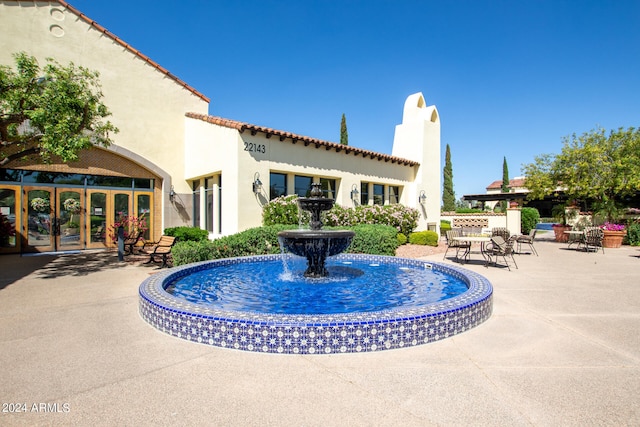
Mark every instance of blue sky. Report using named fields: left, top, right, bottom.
left=68, top=0, right=640, bottom=198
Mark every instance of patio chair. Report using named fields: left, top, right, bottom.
left=491, top=227, right=510, bottom=241
left=583, top=227, right=604, bottom=254
left=443, top=229, right=471, bottom=262
left=516, top=229, right=538, bottom=256
left=485, top=235, right=518, bottom=270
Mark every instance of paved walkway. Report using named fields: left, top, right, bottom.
left=1, top=239, right=639, bottom=426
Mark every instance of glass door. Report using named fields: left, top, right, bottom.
left=56, top=189, right=84, bottom=250
left=87, top=190, right=108, bottom=249
left=0, top=185, right=21, bottom=253
left=24, top=187, right=54, bottom=252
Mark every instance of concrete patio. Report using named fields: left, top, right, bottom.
left=1, top=237, right=639, bottom=426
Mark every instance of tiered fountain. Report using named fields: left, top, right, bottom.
left=277, top=183, right=354, bottom=277
left=139, top=182, right=494, bottom=355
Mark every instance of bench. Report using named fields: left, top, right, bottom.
left=142, top=235, right=177, bottom=268
left=123, top=230, right=145, bottom=254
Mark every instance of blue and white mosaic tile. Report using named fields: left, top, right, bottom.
left=139, top=254, right=493, bottom=354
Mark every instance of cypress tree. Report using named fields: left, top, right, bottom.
left=501, top=156, right=509, bottom=211
left=442, top=144, right=456, bottom=212
left=340, top=113, right=348, bottom=145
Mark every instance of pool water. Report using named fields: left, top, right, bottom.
left=536, top=223, right=555, bottom=230
left=166, top=258, right=468, bottom=315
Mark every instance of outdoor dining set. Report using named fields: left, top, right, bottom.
left=563, top=227, right=605, bottom=253
left=443, top=227, right=538, bottom=271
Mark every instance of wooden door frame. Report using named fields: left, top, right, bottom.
left=22, top=186, right=55, bottom=253
left=55, top=188, right=85, bottom=250
left=0, top=184, right=22, bottom=254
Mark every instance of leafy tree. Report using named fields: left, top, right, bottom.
left=340, top=113, right=348, bottom=145
left=523, top=127, right=640, bottom=222
left=0, top=52, right=118, bottom=166
left=501, top=156, right=509, bottom=211
left=442, top=144, right=455, bottom=211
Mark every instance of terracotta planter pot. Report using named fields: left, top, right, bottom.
left=552, top=224, right=572, bottom=243
left=602, top=230, right=625, bottom=248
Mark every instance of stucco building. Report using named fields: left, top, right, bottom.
left=0, top=0, right=441, bottom=254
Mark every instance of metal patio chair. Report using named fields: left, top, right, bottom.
left=443, top=228, right=471, bottom=262
left=516, top=228, right=538, bottom=256
left=583, top=227, right=604, bottom=254
left=491, top=227, right=511, bottom=241
left=485, top=235, right=518, bottom=270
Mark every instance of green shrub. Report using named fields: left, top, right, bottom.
left=408, top=230, right=439, bottom=246
left=455, top=208, right=485, bottom=214
left=520, top=207, right=541, bottom=234
left=440, top=219, right=451, bottom=236
left=346, top=224, right=398, bottom=256
left=626, top=222, right=640, bottom=246
left=209, top=224, right=296, bottom=259
left=164, top=226, right=209, bottom=242
left=397, top=232, right=407, bottom=245
left=172, top=240, right=214, bottom=266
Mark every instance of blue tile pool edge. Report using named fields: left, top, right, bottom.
left=138, top=254, right=493, bottom=354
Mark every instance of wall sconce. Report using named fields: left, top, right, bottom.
left=252, top=172, right=262, bottom=194
left=418, top=190, right=427, bottom=205
left=169, top=185, right=175, bottom=202
left=350, top=184, right=359, bottom=200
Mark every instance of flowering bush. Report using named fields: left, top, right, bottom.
left=63, top=197, right=81, bottom=213
left=109, top=213, right=148, bottom=243
left=30, top=197, right=50, bottom=212
left=601, top=222, right=625, bottom=231
left=262, top=195, right=310, bottom=226
left=262, top=195, right=419, bottom=235
left=326, top=203, right=419, bottom=236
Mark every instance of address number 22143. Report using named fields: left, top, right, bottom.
left=244, top=142, right=266, bottom=153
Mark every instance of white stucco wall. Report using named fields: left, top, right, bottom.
left=392, top=93, right=441, bottom=232
left=185, top=117, right=419, bottom=234
left=0, top=1, right=209, bottom=216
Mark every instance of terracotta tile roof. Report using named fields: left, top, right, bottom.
left=18, top=0, right=209, bottom=103
left=185, top=113, right=420, bottom=167
left=486, top=177, right=527, bottom=190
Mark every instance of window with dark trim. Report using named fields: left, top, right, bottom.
left=269, top=172, right=287, bottom=200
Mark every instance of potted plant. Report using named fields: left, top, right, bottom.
left=551, top=204, right=577, bottom=243
left=601, top=222, right=626, bottom=248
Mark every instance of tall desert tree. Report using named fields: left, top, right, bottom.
left=442, top=144, right=455, bottom=211
left=0, top=52, right=118, bottom=166
left=523, top=127, right=640, bottom=221
left=340, top=113, right=348, bottom=145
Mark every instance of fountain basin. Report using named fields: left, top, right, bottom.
left=139, top=254, right=493, bottom=354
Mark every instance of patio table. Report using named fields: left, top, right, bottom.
left=452, top=236, right=491, bottom=265
left=564, top=230, right=584, bottom=250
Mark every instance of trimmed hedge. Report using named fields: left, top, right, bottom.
left=172, top=240, right=214, bottom=266
left=408, top=230, right=439, bottom=246
left=346, top=224, right=399, bottom=256
left=440, top=219, right=451, bottom=236
left=397, top=232, right=408, bottom=245
left=172, top=223, right=400, bottom=265
left=164, top=226, right=209, bottom=242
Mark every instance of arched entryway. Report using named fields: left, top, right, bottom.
left=0, top=147, right=161, bottom=254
